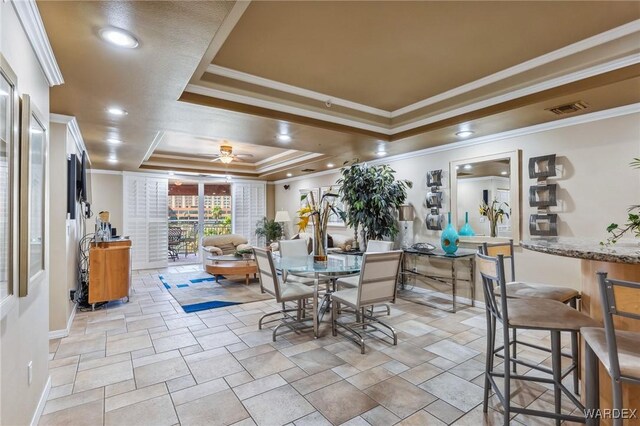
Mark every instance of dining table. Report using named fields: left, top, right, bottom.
left=272, top=254, right=363, bottom=337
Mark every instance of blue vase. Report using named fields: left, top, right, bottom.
left=441, top=212, right=460, bottom=254
left=459, top=212, right=476, bottom=236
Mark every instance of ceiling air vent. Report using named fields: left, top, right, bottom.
left=546, top=101, right=589, bottom=115
left=301, top=168, right=316, bottom=173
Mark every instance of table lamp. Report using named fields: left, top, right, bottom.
left=398, top=205, right=415, bottom=249
left=275, top=210, right=291, bottom=239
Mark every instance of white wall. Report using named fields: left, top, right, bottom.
left=275, top=112, right=640, bottom=298
left=0, top=2, right=52, bottom=425
left=89, top=172, right=124, bottom=234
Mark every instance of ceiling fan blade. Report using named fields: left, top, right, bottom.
left=209, top=157, right=222, bottom=162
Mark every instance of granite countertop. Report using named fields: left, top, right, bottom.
left=521, top=238, right=640, bottom=264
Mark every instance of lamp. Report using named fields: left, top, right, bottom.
left=275, top=210, right=291, bottom=239
left=398, top=205, right=415, bottom=249
left=219, top=155, right=233, bottom=164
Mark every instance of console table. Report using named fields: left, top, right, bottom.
left=88, top=239, right=132, bottom=309
left=400, top=248, right=476, bottom=313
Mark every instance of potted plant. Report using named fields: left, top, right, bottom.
left=602, top=158, right=640, bottom=245
left=254, top=217, right=283, bottom=245
left=337, top=160, right=412, bottom=249
left=479, top=199, right=510, bottom=238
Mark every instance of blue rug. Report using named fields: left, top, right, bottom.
left=159, top=271, right=272, bottom=313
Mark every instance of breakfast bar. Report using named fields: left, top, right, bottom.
left=522, top=238, right=640, bottom=421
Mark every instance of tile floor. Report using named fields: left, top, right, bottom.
left=42, top=264, right=580, bottom=426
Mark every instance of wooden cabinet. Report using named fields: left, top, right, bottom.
left=89, top=239, right=132, bottom=306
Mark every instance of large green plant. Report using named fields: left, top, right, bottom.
left=254, top=217, right=283, bottom=244
left=337, top=160, right=412, bottom=248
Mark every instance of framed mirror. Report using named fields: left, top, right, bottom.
left=0, top=55, right=18, bottom=304
left=19, top=94, right=47, bottom=297
left=450, top=150, right=521, bottom=244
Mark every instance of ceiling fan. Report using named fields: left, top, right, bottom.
left=206, top=144, right=254, bottom=164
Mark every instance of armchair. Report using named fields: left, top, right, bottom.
left=201, top=234, right=251, bottom=269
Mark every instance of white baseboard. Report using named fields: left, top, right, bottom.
left=30, top=375, right=51, bottom=426
left=49, top=303, right=77, bottom=339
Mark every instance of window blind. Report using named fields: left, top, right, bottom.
left=232, top=182, right=266, bottom=246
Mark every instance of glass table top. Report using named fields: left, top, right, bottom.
left=273, top=254, right=362, bottom=274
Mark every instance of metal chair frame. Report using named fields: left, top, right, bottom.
left=168, top=227, right=184, bottom=261
left=480, top=239, right=581, bottom=395
left=584, top=272, right=640, bottom=426
left=477, top=252, right=593, bottom=425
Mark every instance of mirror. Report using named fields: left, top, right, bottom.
left=450, top=150, right=520, bottom=244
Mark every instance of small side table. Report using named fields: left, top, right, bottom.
left=400, top=248, right=476, bottom=313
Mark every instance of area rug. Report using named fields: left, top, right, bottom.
left=159, top=272, right=273, bottom=313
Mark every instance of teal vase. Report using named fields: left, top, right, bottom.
left=459, top=212, right=476, bottom=236
left=441, top=212, right=460, bottom=254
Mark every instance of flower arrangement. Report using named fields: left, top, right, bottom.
left=297, top=188, right=341, bottom=262
left=602, top=158, right=640, bottom=246
left=479, top=199, right=510, bottom=238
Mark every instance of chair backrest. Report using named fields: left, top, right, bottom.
left=481, top=239, right=515, bottom=281
left=476, top=250, right=509, bottom=325
left=279, top=239, right=309, bottom=258
left=597, top=272, right=640, bottom=381
left=253, top=247, right=281, bottom=301
left=366, top=240, right=394, bottom=253
left=168, top=227, right=183, bottom=243
left=356, top=251, right=403, bottom=307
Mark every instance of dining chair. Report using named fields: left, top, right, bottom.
left=477, top=252, right=599, bottom=425
left=582, top=272, right=640, bottom=426
left=480, top=240, right=582, bottom=393
left=168, top=227, right=183, bottom=261
left=366, top=240, right=394, bottom=252
left=254, top=247, right=316, bottom=341
left=331, top=250, right=403, bottom=353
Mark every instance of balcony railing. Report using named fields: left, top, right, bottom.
left=168, top=219, right=232, bottom=256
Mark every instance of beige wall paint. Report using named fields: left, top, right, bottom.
left=0, top=2, right=52, bottom=425
left=89, top=172, right=124, bottom=233
left=275, top=113, right=640, bottom=299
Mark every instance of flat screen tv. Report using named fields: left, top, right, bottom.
left=78, top=150, right=91, bottom=204
left=67, top=154, right=78, bottom=219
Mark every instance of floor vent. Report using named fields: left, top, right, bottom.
left=301, top=168, right=316, bottom=173
left=546, top=101, right=589, bottom=115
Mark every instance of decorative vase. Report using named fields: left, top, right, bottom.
left=459, top=212, right=476, bottom=236
left=313, top=225, right=328, bottom=265
left=441, top=212, right=460, bottom=254
left=490, top=220, right=498, bottom=238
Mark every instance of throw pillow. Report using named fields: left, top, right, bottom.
left=217, top=242, right=236, bottom=255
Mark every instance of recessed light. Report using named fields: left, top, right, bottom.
left=277, top=134, right=291, bottom=142
left=286, top=173, right=292, bottom=177
left=501, top=171, right=508, bottom=175
left=376, top=151, right=387, bottom=157
left=107, top=138, right=122, bottom=144
left=463, top=164, right=472, bottom=170
left=107, top=157, right=118, bottom=164
left=107, top=107, right=127, bottom=116
left=99, top=27, right=139, bottom=49
left=456, top=130, right=475, bottom=138
left=327, top=163, right=334, bottom=168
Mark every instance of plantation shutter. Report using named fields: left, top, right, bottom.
left=123, top=174, right=168, bottom=270
left=232, top=182, right=266, bottom=246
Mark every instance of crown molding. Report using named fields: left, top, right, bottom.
left=141, top=131, right=165, bottom=165
left=184, top=83, right=392, bottom=135
left=207, top=64, right=391, bottom=118
left=11, top=0, right=63, bottom=86
left=273, top=103, right=640, bottom=184
left=89, top=169, right=123, bottom=175
left=253, top=149, right=299, bottom=166
left=256, top=152, right=325, bottom=174
left=50, top=113, right=89, bottom=163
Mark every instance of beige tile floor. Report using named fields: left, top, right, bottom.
left=41, top=264, right=580, bottom=426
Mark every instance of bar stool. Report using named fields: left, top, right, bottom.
left=477, top=252, right=600, bottom=425
left=582, top=272, right=640, bottom=426
left=480, top=240, right=581, bottom=394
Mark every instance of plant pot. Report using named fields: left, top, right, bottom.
left=313, top=227, right=328, bottom=265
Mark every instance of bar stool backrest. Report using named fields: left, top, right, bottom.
left=476, top=251, right=509, bottom=325
left=481, top=239, right=515, bottom=281
left=253, top=248, right=282, bottom=302
left=597, top=272, right=640, bottom=382
left=279, top=240, right=308, bottom=258
left=366, top=240, right=394, bottom=253
left=357, top=251, right=403, bottom=307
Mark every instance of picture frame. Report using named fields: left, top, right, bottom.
left=427, top=169, right=442, bottom=187
left=320, top=185, right=345, bottom=226
left=426, top=191, right=443, bottom=208
left=529, top=213, right=558, bottom=236
left=529, top=184, right=557, bottom=208
left=299, top=188, right=319, bottom=209
left=528, top=154, right=557, bottom=179
left=19, top=94, right=47, bottom=297
left=426, top=208, right=444, bottom=230
left=0, top=54, right=18, bottom=304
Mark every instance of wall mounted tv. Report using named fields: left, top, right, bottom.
left=67, top=151, right=91, bottom=219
